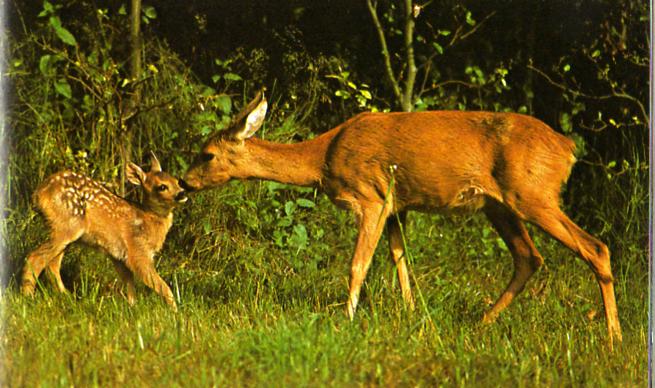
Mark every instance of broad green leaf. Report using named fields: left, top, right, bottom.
left=289, top=224, right=308, bottom=250
left=223, top=73, right=242, bottom=81
left=432, top=42, right=444, bottom=54
left=296, top=198, right=315, bottom=208
left=38, top=1, right=54, bottom=17
left=284, top=201, right=296, bottom=217
left=466, top=11, right=476, bottom=26
left=54, top=79, right=72, bottom=99
left=39, top=55, right=52, bottom=76
left=360, top=90, right=372, bottom=100
left=216, top=95, right=232, bottom=114
left=49, top=16, right=77, bottom=46
left=143, top=6, right=157, bottom=19
left=559, top=112, right=572, bottom=133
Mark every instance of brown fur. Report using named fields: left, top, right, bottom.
left=183, top=92, right=621, bottom=348
left=22, top=154, right=187, bottom=309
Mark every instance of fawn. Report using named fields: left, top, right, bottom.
left=21, top=152, right=187, bottom=309
left=182, top=91, right=621, bottom=348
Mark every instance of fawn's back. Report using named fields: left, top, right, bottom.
left=34, top=170, right=176, bottom=260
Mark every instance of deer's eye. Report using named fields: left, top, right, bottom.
left=157, top=184, right=168, bottom=192
left=200, top=153, right=215, bottom=162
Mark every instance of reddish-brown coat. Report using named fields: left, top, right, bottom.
left=183, top=92, right=621, bottom=348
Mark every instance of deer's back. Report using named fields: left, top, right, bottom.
left=323, top=111, right=576, bottom=215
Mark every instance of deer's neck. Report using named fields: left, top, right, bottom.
left=239, top=133, right=334, bottom=187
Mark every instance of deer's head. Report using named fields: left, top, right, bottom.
left=181, top=91, right=268, bottom=191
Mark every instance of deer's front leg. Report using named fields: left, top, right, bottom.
left=126, top=254, right=176, bottom=311
left=347, top=201, right=392, bottom=319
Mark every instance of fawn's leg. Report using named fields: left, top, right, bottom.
left=112, top=259, right=137, bottom=306
left=45, top=251, right=67, bottom=293
left=126, top=255, right=176, bottom=311
left=22, top=231, right=79, bottom=295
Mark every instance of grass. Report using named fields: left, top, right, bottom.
left=1, top=204, right=647, bottom=386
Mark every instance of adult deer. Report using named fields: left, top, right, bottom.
left=22, top=152, right=187, bottom=309
left=182, top=91, right=621, bottom=347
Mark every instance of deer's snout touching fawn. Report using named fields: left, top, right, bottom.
left=182, top=91, right=622, bottom=349
left=21, top=152, right=187, bottom=310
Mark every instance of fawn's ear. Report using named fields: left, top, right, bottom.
left=149, top=151, right=162, bottom=173
left=126, top=162, right=146, bottom=186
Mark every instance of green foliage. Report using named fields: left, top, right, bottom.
left=3, top=1, right=648, bottom=385
left=326, top=67, right=378, bottom=111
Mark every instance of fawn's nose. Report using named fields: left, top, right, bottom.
left=174, top=189, right=188, bottom=203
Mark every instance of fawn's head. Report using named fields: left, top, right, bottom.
left=128, top=152, right=188, bottom=214
left=181, top=91, right=268, bottom=191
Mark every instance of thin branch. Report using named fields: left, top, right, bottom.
left=527, top=63, right=613, bottom=100
left=121, top=96, right=177, bottom=124
left=448, top=11, right=496, bottom=48
left=528, top=63, right=649, bottom=126
left=417, top=58, right=432, bottom=99
left=454, top=11, right=496, bottom=44
left=402, top=0, right=417, bottom=112
left=366, top=0, right=402, bottom=104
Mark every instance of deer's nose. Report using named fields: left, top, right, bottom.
left=178, top=179, right=195, bottom=192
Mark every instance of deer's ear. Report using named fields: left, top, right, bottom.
left=228, top=91, right=268, bottom=141
left=149, top=151, right=162, bottom=173
left=126, top=162, right=146, bottom=186
left=234, top=97, right=267, bottom=141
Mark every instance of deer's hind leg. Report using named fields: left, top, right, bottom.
left=386, top=211, right=415, bottom=309
left=526, top=205, right=621, bottom=348
left=482, top=200, right=543, bottom=323
left=22, top=229, right=81, bottom=295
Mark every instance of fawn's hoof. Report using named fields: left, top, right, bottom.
left=20, top=283, right=35, bottom=296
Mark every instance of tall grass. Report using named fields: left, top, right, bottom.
left=2, top=207, right=647, bottom=385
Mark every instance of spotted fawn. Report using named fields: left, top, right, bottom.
left=21, top=152, right=187, bottom=309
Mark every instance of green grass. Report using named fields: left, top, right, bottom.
left=2, top=207, right=647, bottom=386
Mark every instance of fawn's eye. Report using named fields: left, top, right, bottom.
left=200, top=153, right=215, bottom=162
left=157, top=184, right=168, bottom=192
